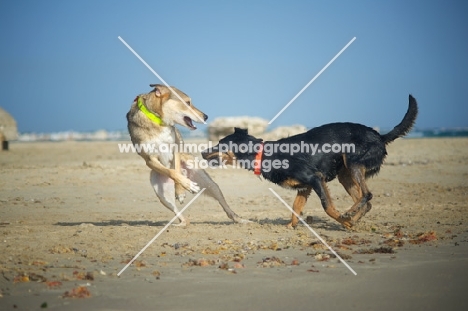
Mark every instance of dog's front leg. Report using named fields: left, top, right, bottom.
left=145, top=155, right=200, bottom=193
left=287, top=187, right=312, bottom=228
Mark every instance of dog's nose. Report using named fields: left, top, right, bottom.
left=201, top=149, right=210, bottom=159
left=201, top=147, right=216, bottom=159
left=203, top=113, right=208, bottom=121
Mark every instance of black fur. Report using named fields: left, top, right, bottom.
left=201, top=95, right=418, bottom=227
left=203, top=95, right=418, bottom=187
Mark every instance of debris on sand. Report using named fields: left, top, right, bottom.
left=409, top=231, right=437, bottom=244
left=258, top=257, right=285, bottom=268
left=353, top=247, right=394, bottom=254
left=62, top=286, right=91, bottom=298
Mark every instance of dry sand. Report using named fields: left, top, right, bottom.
left=0, top=138, right=467, bottom=310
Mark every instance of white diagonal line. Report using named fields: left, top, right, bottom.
left=268, top=188, right=357, bottom=275
left=118, top=36, right=207, bottom=124
left=268, top=37, right=356, bottom=125
left=117, top=188, right=206, bottom=276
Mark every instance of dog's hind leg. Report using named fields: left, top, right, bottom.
left=310, top=175, right=354, bottom=229
left=287, top=187, right=312, bottom=228
left=338, top=166, right=373, bottom=225
left=174, top=152, right=187, bottom=204
left=185, top=167, right=251, bottom=224
left=150, top=170, right=188, bottom=226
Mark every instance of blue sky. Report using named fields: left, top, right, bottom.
left=0, top=0, right=467, bottom=133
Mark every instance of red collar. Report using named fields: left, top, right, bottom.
left=254, top=143, right=263, bottom=175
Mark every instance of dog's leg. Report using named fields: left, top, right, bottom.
left=185, top=166, right=251, bottom=224
left=150, top=170, right=188, bottom=226
left=174, top=130, right=187, bottom=203
left=338, top=167, right=362, bottom=205
left=310, top=176, right=354, bottom=229
left=338, top=167, right=372, bottom=219
left=145, top=155, right=200, bottom=193
left=287, top=187, right=312, bottom=228
left=173, top=152, right=187, bottom=204
left=338, top=166, right=373, bottom=224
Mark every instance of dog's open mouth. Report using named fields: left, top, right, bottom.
left=183, top=116, right=197, bottom=130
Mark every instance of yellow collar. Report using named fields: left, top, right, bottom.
left=137, top=97, right=163, bottom=125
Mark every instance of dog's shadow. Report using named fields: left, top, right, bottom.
left=54, top=219, right=237, bottom=227
left=55, top=219, right=167, bottom=227
left=256, top=217, right=346, bottom=231
left=55, top=217, right=346, bottom=231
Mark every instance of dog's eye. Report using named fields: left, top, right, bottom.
left=186, top=101, right=191, bottom=106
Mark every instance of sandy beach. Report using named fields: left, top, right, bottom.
left=0, top=138, right=467, bottom=310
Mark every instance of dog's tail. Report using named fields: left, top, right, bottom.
left=381, top=94, right=418, bottom=144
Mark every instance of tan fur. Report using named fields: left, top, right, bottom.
left=127, top=85, right=204, bottom=193
left=127, top=84, right=249, bottom=226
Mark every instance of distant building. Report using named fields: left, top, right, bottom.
left=0, top=107, right=18, bottom=150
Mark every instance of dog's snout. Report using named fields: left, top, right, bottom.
left=203, top=113, right=208, bottom=121
left=201, top=147, right=218, bottom=160
left=201, top=148, right=210, bottom=159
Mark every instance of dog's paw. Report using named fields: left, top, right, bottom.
left=338, top=215, right=354, bottom=229
left=179, top=176, right=200, bottom=193
left=176, top=193, right=186, bottom=204
left=188, top=181, right=200, bottom=193
left=172, top=219, right=189, bottom=227
left=234, top=217, right=253, bottom=224
left=175, top=182, right=186, bottom=203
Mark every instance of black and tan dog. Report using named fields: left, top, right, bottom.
left=202, top=95, right=418, bottom=229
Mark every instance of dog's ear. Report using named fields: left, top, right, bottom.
left=234, top=127, right=248, bottom=135
left=149, top=84, right=167, bottom=98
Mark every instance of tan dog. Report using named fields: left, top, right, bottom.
left=126, top=84, right=249, bottom=226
